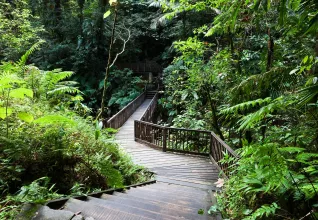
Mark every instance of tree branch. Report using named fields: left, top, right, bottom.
left=109, top=27, right=131, bottom=68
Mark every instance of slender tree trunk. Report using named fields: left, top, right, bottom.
left=266, top=27, right=274, bottom=71
left=97, top=7, right=118, bottom=120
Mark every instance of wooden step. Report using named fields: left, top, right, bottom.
left=63, top=198, right=151, bottom=220
left=97, top=193, right=210, bottom=220
left=88, top=195, right=188, bottom=220
left=145, top=182, right=211, bottom=196
left=132, top=183, right=208, bottom=199
left=88, top=195, right=177, bottom=220
left=112, top=188, right=210, bottom=210
left=108, top=192, right=216, bottom=220
left=129, top=186, right=212, bottom=205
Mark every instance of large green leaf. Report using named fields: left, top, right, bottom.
left=33, top=115, right=75, bottom=125
left=10, top=88, right=33, bottom=99
left=103, top=10, right=111, bottom=19
left=0, top=107, right=13, bottom=119
left=18, top=112, right=34, bottom=123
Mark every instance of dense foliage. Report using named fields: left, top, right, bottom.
left=158, top=0, right=318, bottom=219
left=1, top=0, right=318, bottom=219
left=0, top=47, right=149, bottom=218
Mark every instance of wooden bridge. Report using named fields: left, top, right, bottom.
left=32, top=90, right=238, bottom=220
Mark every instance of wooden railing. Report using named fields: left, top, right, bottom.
left=140, top=93, right=158, bottom=122
left=210, top=132, right=239, bottom=177
left=134, top=91, right=239, bottom=177
left=106, top=92, right=146, bottom=129
left=108, top=87, right=238, bottom=176
left=135, top=121, right=211, bottom=156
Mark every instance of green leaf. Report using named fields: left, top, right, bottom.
left=303, top=56, right=308, bottom=64
left=95, top=129, right=101, bottom=140
left=289, top=68, right=299, bottom=75
left=18, top=112, right=34, bottom=123
left=192, top=91, right=199, bottom=100
left=103, top=10, right=111, bottom=19
left=197, top=209, right=204, bottom=215
left=10, top=88, right=33, bottom=99
left=33, top=115, right=75, bottom=125
left=0, top=107, right=13, bottom=119
left=243, top=209, right=253, bottom=215
left=278, top=147, right=305, bottom=153
left=181, top=91, right=188, bottom=100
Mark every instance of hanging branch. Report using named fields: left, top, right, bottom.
left=96, top=5, right=118, bottom=120
left=109, top=26, right=131, bottom=68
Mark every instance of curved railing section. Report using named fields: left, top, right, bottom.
left=134, top=91, right=239, bottom=177
left=106, top=92, right=145, bottom=129
left=140, top=93, right=158, bottom=122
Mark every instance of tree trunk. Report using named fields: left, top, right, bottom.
left=266, top=27, right=274, bottom=71
left=97, top=7, right=118, bottom=120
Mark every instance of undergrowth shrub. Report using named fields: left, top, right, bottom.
left=212, top=142, right=318, bottom=219
left=0, top=48, right=150, bottom=218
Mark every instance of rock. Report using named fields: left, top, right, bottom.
left=32, top=206, right=74, bottom=220
left=16, top=203, right=42, bottom=220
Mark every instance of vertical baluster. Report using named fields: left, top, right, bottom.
left=148, top=124, right=151, bottom=143
left=176, top=130, right=179, bottom=150
left=167, top=128, right=170, bottom=150
left=205, top=132, right=208, bottom=153
left=182, top=130, right=185, bottom=151
left=173, top=130, right=175, bottom=149
left=162, top=127, right=167, bottom=152
left=185, top=130, right=188, bottom=151
left=155, top=127, right=157, bottom=146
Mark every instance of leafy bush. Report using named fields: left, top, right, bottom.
left=0, top=50, right=150, bottom=218
left=213, top=142, right=318, bottom=219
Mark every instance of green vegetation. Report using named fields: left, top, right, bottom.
left=159, top=0, right=318, bottom=219
left=0, top=47, right=149, bottom=218
left=0, top=0, right=317, bottom=219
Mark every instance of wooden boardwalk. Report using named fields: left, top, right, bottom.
left=32, top=98, right=222, bottom=220
left=115, top=99, right=220, bottom=219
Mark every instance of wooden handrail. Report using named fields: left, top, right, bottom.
left=140, top=93, right=158, bottom=122
left=110, top=87, right=238, bottom=177
left=106, top=92, right=146, bottom=129
left=134, top=91, right=238, bottom=177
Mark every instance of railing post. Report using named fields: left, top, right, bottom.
left=162, top=127, right=167, bottom=152
left=210, top=133, right=213, bottom=158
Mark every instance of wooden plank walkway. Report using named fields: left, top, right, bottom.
left=32, top=99, right=221, bottom=220
left=115, top=99, right=221, bottom=219
left=116, top=99, right=219, bottom=189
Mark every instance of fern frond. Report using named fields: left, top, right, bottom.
left=237, top=97, right=295, bottom=130
left=47, top=86, right=81, bottom=95
left=45, top=70, right=74, bottom=85
left=231, top=67, right=299, bottom=102
left=297, top=84, right=318, bottom=107
left=243, top=202, right=279, bottom=220
left=221, top=97, right=272, bottom=115
left=17, top=40, right=45, bottom=67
